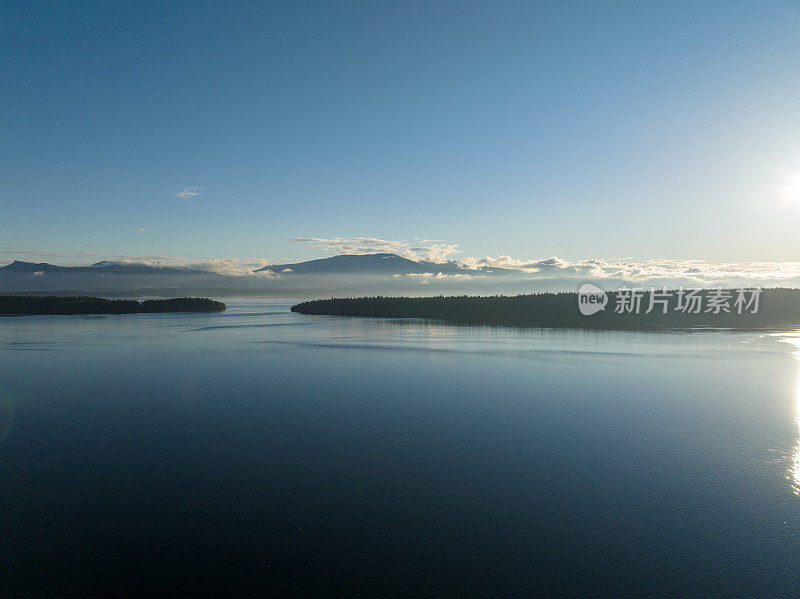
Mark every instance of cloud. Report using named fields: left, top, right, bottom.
left=291, top=237, right=461, bottom=262
left=457, top=255, right=573, bottom=272
left=174, top=186, right=205, bottom=199
left=186, top=257, right=278, bottom=277
left=136, top=227, right=148, bottom=232
left=291, top=237, right=409, bottom=253
left=404, top=243, right=461, bottom=263
left=404, top=272, right=474, bottom=280
left=454, top=255, right=800, bottom=288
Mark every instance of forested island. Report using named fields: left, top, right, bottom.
left=0, top=296, right=226, bottom=315
left=291, top=289, right=800, bottom=329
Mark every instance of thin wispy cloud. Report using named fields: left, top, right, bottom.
left=136, top=227, right=148, bottom=232
left=173, top=186, right=205, bottom=199
left=405, top=272, right=474, bottom=280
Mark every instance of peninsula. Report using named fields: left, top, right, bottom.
left=291, top=290, right=800, bottom=329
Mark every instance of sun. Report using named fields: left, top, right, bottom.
left=775, top=170, right=800, bottom=207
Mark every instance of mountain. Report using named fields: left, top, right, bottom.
left=0, top=260, right=235, bottom=294
left=2, top=260, right=200, bottom=274
left=254, top=253, right=520, bottom=276
left=1, top=261, right=63, bottom=272
left=0, top=254, right=535, bottom=296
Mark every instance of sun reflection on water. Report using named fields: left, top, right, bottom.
left=777, top=333, right=800, bottom=494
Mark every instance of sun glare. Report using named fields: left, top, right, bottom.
left=777, top=333, right=800, bottom=493
left=775, top=170, right=800, bottom=208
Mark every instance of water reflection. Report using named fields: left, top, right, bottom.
left=0, top=395, right=14, bottom=445
left=777, top=333, right=800, bottom=494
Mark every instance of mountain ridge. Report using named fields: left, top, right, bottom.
left=0, top=254, right=534, bottom=295
left=255, top=252, right=519, bottom=276
left=2, top=253, right=524, bottom=277
left=1, top=260, right=206, bottom=274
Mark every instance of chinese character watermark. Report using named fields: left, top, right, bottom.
left=578, top=285, right=761, bottom=316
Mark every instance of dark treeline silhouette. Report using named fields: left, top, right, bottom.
left=292, top=289, right=800, bottom=329
left=0, top=296, right=226, bottom=315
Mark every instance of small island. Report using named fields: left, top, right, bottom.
left=291, top=289, right=800, bottom=329
left=0, top=296, right=226, bottom=315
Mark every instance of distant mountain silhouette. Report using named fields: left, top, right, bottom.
left=254, top=253, right=519, bottom=276
left=1, top=260, right=200, bottom=274
left=1, top=254, right=695, bottom=297
left=0, top=260, right=235, bottom=294
left=1, top=261, right=61, bottom=272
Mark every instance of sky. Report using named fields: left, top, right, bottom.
left=2, top=0, right=800, bottom=273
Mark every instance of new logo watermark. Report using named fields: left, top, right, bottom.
left=578, top=283, right=608, bottom=315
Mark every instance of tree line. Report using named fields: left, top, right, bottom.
left=291, top=289, right=800, bottom=329
left=0, top=296, right=226, bottom=315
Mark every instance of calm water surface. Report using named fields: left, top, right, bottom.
left=2, top=299, right=800, bottom=596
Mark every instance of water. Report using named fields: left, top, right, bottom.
left=2, top=299, right=800, bottom=596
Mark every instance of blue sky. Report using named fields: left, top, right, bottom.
left=3, top=0, right=800, bottom=269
